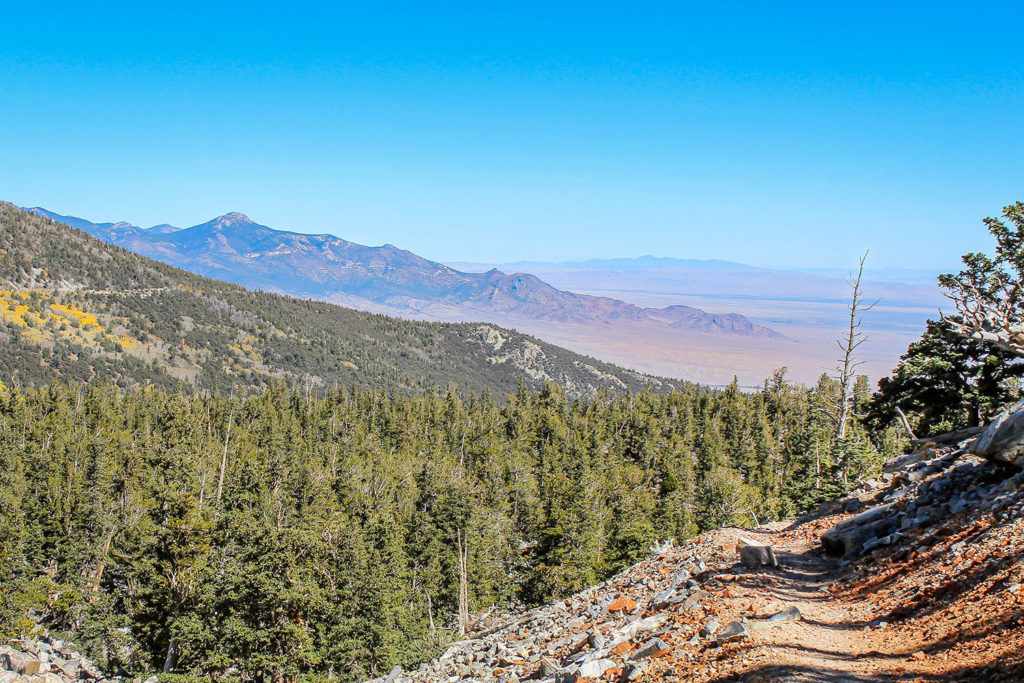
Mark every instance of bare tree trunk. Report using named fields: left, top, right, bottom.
left=216, top=410, right=234, bottom=503
left=88, top=528, right=116, bottom=595
left=456, top=528, right=469, bottom=636
left=197, top=468, right=208, bottom=513
left=832, top=252, right=876, bottom=483
left=162, top=638, right=179, bottom=673
left=815, top=445, right=821, bottom=490
left=427, top=592, right=436, bottom=632
left=895, top=406, right=917, bottom=440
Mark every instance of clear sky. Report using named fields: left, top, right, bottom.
left=2, top=1, right=1022, bottom=269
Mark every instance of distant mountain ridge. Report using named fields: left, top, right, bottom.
left=1, top=203, right=678, bottom=396
left=25, top=207, right=781, bottom=339
left=451, top=255, right=942, bottom=285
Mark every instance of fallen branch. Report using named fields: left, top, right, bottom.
left=910, top=425, right=983, bottom=447
left=895, top=407, right=917, bottom=441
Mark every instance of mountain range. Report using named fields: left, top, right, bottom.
left=24, top=208, right=779, bottom=339
left=450, top=253, right=946, bottom=385
left=0, top=203, right=678, bottom=397
left=26, top=205, right=946, bottom=386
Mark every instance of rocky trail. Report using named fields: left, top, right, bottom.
left=695, top=525, right=900, bottom=683
left=695, top=525, right=950, bottom=682
left=370, top=421, right=1024, bottom=683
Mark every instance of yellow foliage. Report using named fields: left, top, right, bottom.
left=0, top=290, right=144, bottom=351
left=49, top=301, right=102, bottom=330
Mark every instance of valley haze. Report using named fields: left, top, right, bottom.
left=26, top=206, right=945, bottom=386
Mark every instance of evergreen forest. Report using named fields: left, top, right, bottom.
left=7, top=203, right=1024, bottom=682
left=0, top=374, right=897, bottom=682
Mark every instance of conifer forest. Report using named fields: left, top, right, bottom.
left=0, top=375, right=898, bottom=681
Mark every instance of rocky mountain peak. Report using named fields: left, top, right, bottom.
left=209, top=212, right=256, bottom=229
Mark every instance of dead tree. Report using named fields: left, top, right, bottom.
left=940, top=202, right=1024, bottom=357
left=941, top=262, right=1024, bottom=356
left=822, top=253, right=876, bottom=484
left=456, top=528, right=470, bottom=636
left=832, top=253, right=877, bottom=441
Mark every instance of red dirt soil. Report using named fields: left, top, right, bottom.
left=629, top=507, right=1024, bottom=682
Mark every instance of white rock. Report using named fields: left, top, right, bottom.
left=577, top=658, right=616, bottom=678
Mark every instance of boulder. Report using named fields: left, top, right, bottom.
left=609, top=614, right=666, bottom=646
left=0, top=652, right=41, bottom=677
left=621, top=662, right=646, bottom=680
left=577, top=658, right=616, bottom=678
left=699, top=618, right=721, bottom=638
left=649, top=587, right=676, bottom=610
left=630, top=637, right=670, bottom=660
left=670, top=568, right=692, bottom=587
left=79, top=657, right=102, bottom=679
left=821, top=504, right=897, bottom=556
left=57, top=659, right=82, bottom=678
left=768, top=606, right=801, bottom=623
left=717, top=620, right=750, bottom=643
left=539, top=657, right=559, bottom=676
left=739, top=544, right=778, bottom=569
left=606, top=596, right=636, bottom=615
left=883, top=448, right=935, bottom=474
left=973, top=401, right=1024, bottom=469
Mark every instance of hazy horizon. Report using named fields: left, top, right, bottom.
left=4, top=2, right=1022, bottom=271
left=16, top=201, right=960, bottom=278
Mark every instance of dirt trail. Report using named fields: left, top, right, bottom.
left=704, top=525, right=939, bottom=683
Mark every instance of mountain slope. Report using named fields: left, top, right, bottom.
left=0, top=203, right=677, bottom=396
left=25, top=207, right=779, bottom=337
left=379, top=437, right=1024, bottom=683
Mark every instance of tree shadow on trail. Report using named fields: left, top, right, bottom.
left=700, top=640, right=1024, bottom=683
left=728, top=547, right=839, bottom=605
left=703, top=664, right=903, bottom=682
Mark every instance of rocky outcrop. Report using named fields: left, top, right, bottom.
left=973, top=399, right=1024, bottom=468
left=0, top=634, right=116, bottom=683
left=821, top=503, right=898, bottom=557
left=821, top=431, right=1024, bottom=559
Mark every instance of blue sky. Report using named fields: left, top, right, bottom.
left=2, top=1, right=1022, bottom=269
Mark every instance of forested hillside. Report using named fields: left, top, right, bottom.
left=25, top=207, right=778, bottom=338
left=0, top=376, right=897, bottom=681
left=0, top=203, right=671, bottom=397
left=0, top=201, right=908, bottom=682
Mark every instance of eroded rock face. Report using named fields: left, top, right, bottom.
left=821, top=430, right=1024, bottom=561
left=973, top=401, right=1024, bottom=468
left=0, top=637, right=119, bottom=683
left=821, top=504, right=897, bottom=557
